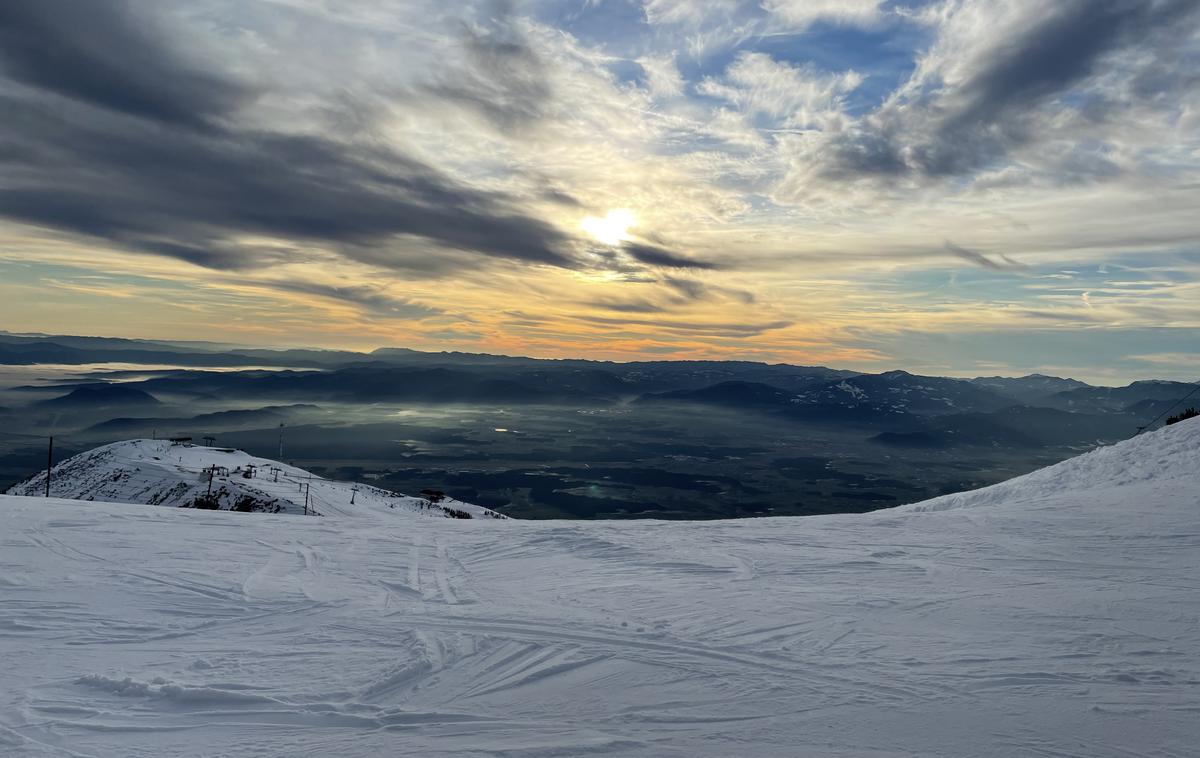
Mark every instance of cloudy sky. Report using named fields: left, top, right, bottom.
left=1, top=0, right=1198, bottom=382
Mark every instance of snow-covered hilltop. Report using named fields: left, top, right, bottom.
left=4, top=438, right=505, bottom=520
left=1, top=420, right=1197, bottom=757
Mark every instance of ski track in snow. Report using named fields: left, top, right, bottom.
left=0, top=423, right=1199, bottom=756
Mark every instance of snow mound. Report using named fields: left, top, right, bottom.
left=4, top=438, right=504, bottom=520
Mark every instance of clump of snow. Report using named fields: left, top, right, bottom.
left=0, top=420, right=1197, bottom=756
left=835, top=379, right=867, bottom=400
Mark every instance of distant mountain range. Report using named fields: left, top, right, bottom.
left=85, top=404, right=317, bottom=435
left=4, top=332, right=1195, bottom=452
left=36, top=384, right=160, bottom=409
left=969, top=374, right=1090, bottom=404
left=636, top=370, right=1192, bottom=447
left=0, top=332, right=362, bottom=368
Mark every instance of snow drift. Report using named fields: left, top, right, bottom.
left=0, top=420, right=1197, bottom=757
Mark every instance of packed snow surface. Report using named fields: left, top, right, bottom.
left=2, top=422, right=1199, bottom=756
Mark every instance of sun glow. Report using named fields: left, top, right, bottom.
left=581, top=209, right=635, bottom=246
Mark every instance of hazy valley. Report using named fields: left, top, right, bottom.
left=2, top=332, right=1189, bottom=520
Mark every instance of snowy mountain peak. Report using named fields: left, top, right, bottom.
left=4, top=438, right=506, bottom=520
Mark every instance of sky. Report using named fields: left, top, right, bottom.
left=0, top=0, right=1198, bottom=383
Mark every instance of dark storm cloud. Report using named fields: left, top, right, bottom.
left=1018, top=309, right=1101, bottom=323
left=589, top=276, right=754, bottom=314
left=0, top=0, right=249, bottom=130
left=249, top=280, right=443, bottom=319
left=622, top=243, right=720, bottom=270
left=663, top=277, right=708, bottom=300
left=588, top=299, right=667, bottom=314
left=424, top=1, right=552, bottom=130
left=820, top=0, right=1200, bottom=182
left=577, top=314, right=792, bottom=338
left=0, top=1, right=575, bottom=274
left=819, top=127, right=907, bottom=180
left=137, top=240, right=285, bottom=272
left=662, top=278, right=753, bottom=307
left=947, top=2, right=1192, bottom=126
left=661, top=277, right=753, bottom=304
left=944, top=242, right=1028, bottom=272
left=914, top=0, right=1198, bottom=177
left=540, top=187, right=583, bottom=207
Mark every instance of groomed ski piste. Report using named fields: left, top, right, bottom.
left=4, top=439, right=504, bottom=520
left=1, top=421, right=1198, bottom=757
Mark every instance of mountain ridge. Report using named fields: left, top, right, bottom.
left=4, top=438, right=504, bottom=520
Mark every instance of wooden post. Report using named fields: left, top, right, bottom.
left=45, top=436, right=53, bottom=498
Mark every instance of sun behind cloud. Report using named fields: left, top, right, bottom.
left=581, top=209, right=636, bottom=246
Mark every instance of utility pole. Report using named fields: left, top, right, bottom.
left=351, top=485, right=359, bottom=505
left=278, top=423, right=285, bottom=461
left=303, top=482, right=310, bottom=516
left=206, top=466, right=214, bottom=496
left=45, top=436, right=53, bottom=498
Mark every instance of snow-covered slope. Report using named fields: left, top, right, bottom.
left=1, top=421, right=1198, bottom=757
left=899, top=418, right=1199, bottom=514
left=4, top=438, right=504, bottom=519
